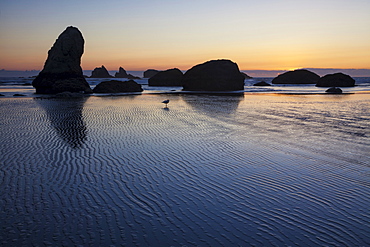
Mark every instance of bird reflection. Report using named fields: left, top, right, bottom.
left=35, top=97, right=88, bottom=148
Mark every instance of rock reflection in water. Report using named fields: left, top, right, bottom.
left=182, top=93, right=244, bottom=117
left=35, top=97, right=88, bottom=148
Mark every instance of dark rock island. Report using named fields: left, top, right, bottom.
left=93, top=80, right=143, bottom=93
left=182, top=60, right=245, bottom=91
left=143, top=69, right=160, bottom=78
left=115, top=67, right=140, bottom=79
left=114, top=67, right=129, bottom=78
left=272, top=69, right=320, bottom=84
left=148, top=68, right=183, bottom=86
left=32, top=26, right=92, bottom=94
left=316, top=73, right=355, bottom=87
left=90, top=65, right=113, bottom=78
left=241, top=72, right=253, bottom=79
left=253, top=81, right=271, bottom=86
left=325, top=87, right=343, bottom=94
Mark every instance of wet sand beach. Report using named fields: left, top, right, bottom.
left=1, top=93, right=369, bottom=246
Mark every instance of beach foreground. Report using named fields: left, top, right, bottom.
left=1, top=93, right=369, bottom=246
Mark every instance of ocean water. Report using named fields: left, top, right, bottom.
left=0, top=78, right=370, bottom=246
left=0, top=76, right=370, bottom=96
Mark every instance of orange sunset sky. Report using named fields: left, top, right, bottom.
left=1, top=0, right=369, bottom=72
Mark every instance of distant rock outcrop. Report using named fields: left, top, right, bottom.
left=92, top=80, right=143, bottom=93
left=32, top=26, right=92, bottom=94
left=253, top=81, right=271, bottom=86
left=148, top=68, right=183, bottom=86
left=182, top=60, right=245, bottom=91
left=241, top=72, right=253, bottom=79
left=90, top=65, right=113, bottom=78
left=325, top=87, right=343, bottom=94
left=114, top=67, right=129, bottom=78
left=114, top=67, right=140, bottom=79
left=143, top=69, right=160, bottom=78
left=272, top=69, right=320, bottom=84
left=316, top=73, right=355, bottom=87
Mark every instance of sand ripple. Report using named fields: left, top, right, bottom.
left=0, top=94, right=369, bottom=246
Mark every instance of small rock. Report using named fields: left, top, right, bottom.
left=253, top=81, right=271, bottom=86
left=325, top=87, right=343, bottom=94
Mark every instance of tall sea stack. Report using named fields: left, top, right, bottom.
left=32, top=26, right=92, bottom=94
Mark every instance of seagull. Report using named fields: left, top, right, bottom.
left=162, top=99, right=170, bottom=108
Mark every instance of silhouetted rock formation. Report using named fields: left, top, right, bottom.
left=114, top=67, right=140, bottom=79
left=143, top=69, right=160, bottom=78
left=90, top=65, right=113, bottom=78
left=316, top=73, right=355, bottom=87
left=92, top=80, right=143, bottom=93
left=32, top=26, right=92, bottom=94
left=241, top=72, right=253, bottom=79
left=115, top=67, right=129, bottom=78
left=325, top=87, right=343, bottom=94
left=253, top=81, right=271, bottom=86
left=127, top=74, right=141, bottom=79
left=272, top=69, right=320, bottom=84
left=182, top=60, right=245, bottom=91
left=148, top=68, right=183, bottom=86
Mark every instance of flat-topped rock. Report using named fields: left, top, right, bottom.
left=272, top=69, right=320, bottom=84
left=148, top=68, right=183, bottom=86
left=316, top=73, right=355, bottom=87
left=32, top=26, right=92, bottom=94
left=143, top=69, right=160, bottom=78
left=92, top=80, right=143, bottom=93
left=182, top=59, right=245, bottom=91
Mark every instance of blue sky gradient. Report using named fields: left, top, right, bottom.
left=1, top=0, right=369, bottom=71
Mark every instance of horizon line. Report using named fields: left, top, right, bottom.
left=2, top=67, right=370, bottom=72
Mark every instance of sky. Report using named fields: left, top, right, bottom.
left=1, top=0, right=370, bottom=72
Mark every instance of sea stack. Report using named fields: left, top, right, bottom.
left=272, top=69, right=320, bottom=84
left=182, top=59, right=245, bottom=91
left=316, top=73, right=355, bottom=87
left=92, top=80, right=143, bottom=93
left=148, top=68, right=183, bottom=86
left=143, top=69, right=160, bottom=78
left=114, top=67, right=129, bottom=78
left=90, top=65, right=113, bottom=78
left=32, top=26, right=92, bottom=94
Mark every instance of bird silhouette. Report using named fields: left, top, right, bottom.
left=162, top=99, right=169, bottom=108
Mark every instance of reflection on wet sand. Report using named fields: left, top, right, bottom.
left=35, top=97, right=88, bottom=148
left=182, top=93, right=244, bottom=117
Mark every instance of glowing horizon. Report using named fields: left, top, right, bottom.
left=1, top=0, right=369, bottom=72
